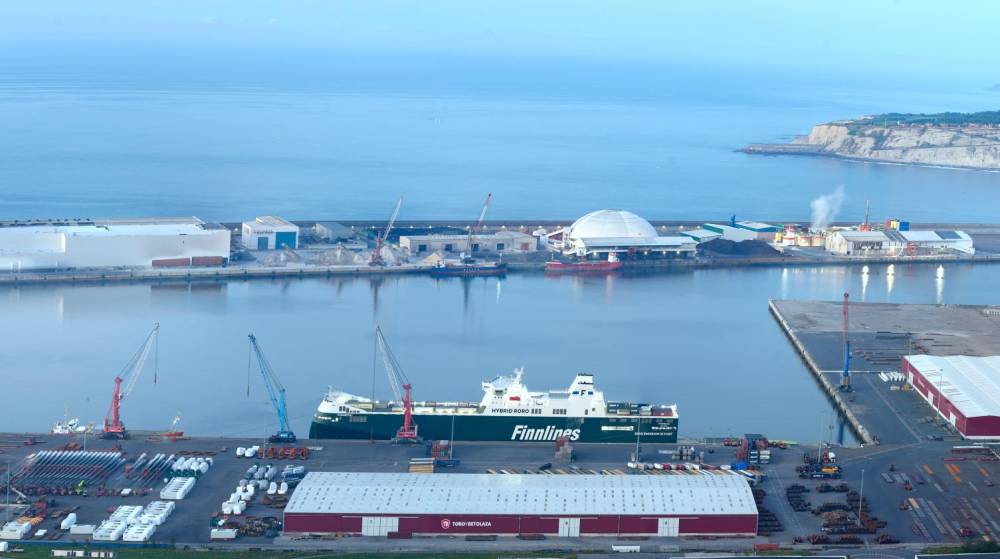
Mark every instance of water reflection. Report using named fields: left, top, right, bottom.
left=1, top=263, right=994, bottom=442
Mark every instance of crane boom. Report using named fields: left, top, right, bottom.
left=247, top=334, right=296, bottom=443
left=370, top=196, right=403, bottom=265
left=466, top=192, right=492, bottom=254
left=103, top=323, right=159, bottom=439
left=373, top=326, right=420, bottom=443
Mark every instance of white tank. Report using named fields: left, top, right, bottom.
left=199, top=463, right=209, bottom=474
left=267, top=482, right=277, bottom=495
left=278, top=482, right=289, bottom=495
left=222, top=502, right=233, bottom=515
left=236, top=447, right=246, bottom=457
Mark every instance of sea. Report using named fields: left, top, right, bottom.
left=1, top=52, right=998, bottom=443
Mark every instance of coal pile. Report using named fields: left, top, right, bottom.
left=699, top=239, right=781, bottom=256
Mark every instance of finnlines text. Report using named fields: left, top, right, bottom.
left=511, top=425, right=580, bottom=441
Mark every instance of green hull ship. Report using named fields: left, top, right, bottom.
left=309, top=370, right=678, bottom=443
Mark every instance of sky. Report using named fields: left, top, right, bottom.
left=1, top=0, right=998, bottom=87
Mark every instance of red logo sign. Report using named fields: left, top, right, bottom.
left=441, top=518, right=451, bottom=530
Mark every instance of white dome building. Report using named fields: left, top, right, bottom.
left=546, top=209, right=697, bottom=261
left=567, top=210, right=659, bottom=242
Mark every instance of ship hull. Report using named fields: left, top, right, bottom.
left=545, top=260, right=622, bottom=273
left=429, top=263, right=507, bottom=277
left=310, top=412, right=677, bottom=443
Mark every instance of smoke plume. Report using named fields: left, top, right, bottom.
left=810, top=186, right=845, bottom=230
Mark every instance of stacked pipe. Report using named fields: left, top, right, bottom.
left=12, top=451, right=124, bottom=486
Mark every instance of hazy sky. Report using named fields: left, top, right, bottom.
left=2, top=0, right=997, bottom=84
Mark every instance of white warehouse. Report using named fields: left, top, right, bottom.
left=0, top=217, right=231, bottom=271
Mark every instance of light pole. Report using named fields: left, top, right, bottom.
left=857, top=468, right=865, bottom=526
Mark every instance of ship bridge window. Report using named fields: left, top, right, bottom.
left=553, top=409, right=567, bottom=415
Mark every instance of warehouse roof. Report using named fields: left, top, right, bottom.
left=285, top=472, right=757, bottom=516
left=245, top=216, right=298, bottom=230
left=907, top=355, right=1000, bottom=419
left=680, top=228, right=722, bottom=242
left=832, top=230, right=890, bottom=242
left=0, top=217, right=220, bottom=237
left=576, top=236, right=696, bottom=248
left=900, top=230, right=971, bottom=242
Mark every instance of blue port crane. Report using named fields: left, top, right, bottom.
left=247, top=333, right=297, bottom=443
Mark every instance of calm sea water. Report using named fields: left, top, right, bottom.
left=2, top=263, right=996, bottom=443
left=1, top=54, right=998, bottom=444
left=0, top=54, right=998, bottom=222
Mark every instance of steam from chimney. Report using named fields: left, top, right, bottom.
left=810, top=186, right=845, bottom=231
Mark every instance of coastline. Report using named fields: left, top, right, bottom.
left=1, top=251, right=997, bottom=287
left=740, top=143, right=1000, bottom=172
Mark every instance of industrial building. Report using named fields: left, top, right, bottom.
left=701, top=224, right=758, bottom=242
left=825, top=229, right=974, bottom=256
left=680, top=228, right=722, bottom=243
left=283, top=472, right=758, bottom=537
left=732, top=221, right=780, bottom=239
left=545, top=210, right=697, bottom=260
left=241, top=216, right=299, bottom=250
left=902, top=355, right=1000, bottom=439
left=0, top=217, right=230, bottom=271
left=399, top=231, right=537, bottom=255
left=313, top=222, right=354, bottom=243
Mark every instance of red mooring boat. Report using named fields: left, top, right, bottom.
left=544, top=260, right=623, bottom=273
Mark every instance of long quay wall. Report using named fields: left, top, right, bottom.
left=768, top=299, right=875, bottom=445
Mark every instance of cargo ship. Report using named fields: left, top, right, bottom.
left=429, top=260, right=507, bottom=277
left=309, top=369, right=678, bottom=443
left=544, top=260, right=622, bottom=273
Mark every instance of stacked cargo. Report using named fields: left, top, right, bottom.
left=408, top=458, right=434, bottom=473
left=554, top=436, right=574, bottom=462
left=0, top=520, right=32, bottom=540
left=737, top=434, right=769, bottom=464
left=139, top=501, right=175, bottom=525
left=59, top=513, right=78, bottom=531
left=210, top=528, right=238, bottom=541
left=109, top=505, right=144, bottom=525
left=69, top=524, right=95, bottom=536
left=122, top=523, right=156, bottom=542
left=160, top=476, right=196, bottom=500
left=169, top=456, right=211, bottom=477
left=93, top=520, right=127, bottom=541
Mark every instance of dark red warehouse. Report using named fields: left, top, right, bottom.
left=283, top=471, right=758, bottom=537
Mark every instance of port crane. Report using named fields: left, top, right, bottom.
left=103, top=323, right=160, bottom=440
left=247, top=334, right=297, bottom=443
left=370, top=196, right=403, bottom=266
left=464, top=192, right=492, bottom=260
left=839, top=292, right=853, bottom=392
left=375, top=326, right=420, bottom=444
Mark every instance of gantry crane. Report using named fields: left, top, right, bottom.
left=370, top=196, right=403, bottom=266
left=464, top=192, right=492, bottom=261
left=103, top=323, right=160, bottom=440
left=247, top=334, right=297, bottom=443
left=375, top=326, right=420, bottom=443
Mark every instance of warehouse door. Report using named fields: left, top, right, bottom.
left=558, top=517, right=580, bottom=537
left=657, top=517, right=679, bottom=537
left=257, top=237, right=268, bottom=250
left=361, top=516, right=398, bottom=536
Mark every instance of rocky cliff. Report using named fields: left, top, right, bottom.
left=796, top=120, right=1000, bottom=169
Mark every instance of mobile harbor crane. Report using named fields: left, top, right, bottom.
left=103, top=323, right=160, bottom=440
left=247, top=333, right=297, bottom=443
left=375, top=326, right=420, bottom=444
left=370, top=196, right=403, bottom=266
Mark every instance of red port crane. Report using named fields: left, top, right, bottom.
left=375, top=326, right=420, bottom=443
left=370, top=196, right=403, bottom=266
left=103, top=323, right=160, bottom=440
left=464, top=192, right=492, bottom=260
